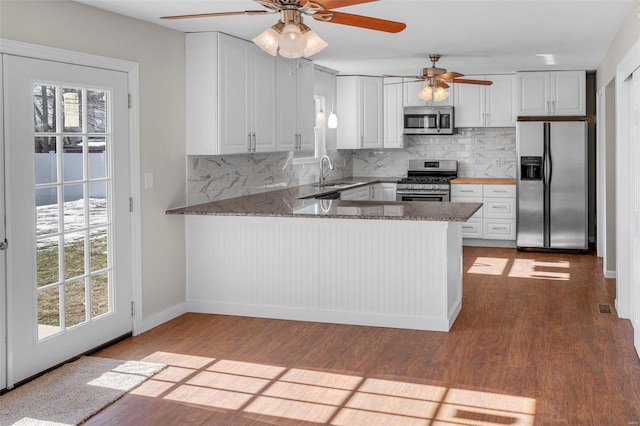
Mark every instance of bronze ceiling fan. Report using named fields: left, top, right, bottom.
left=162, top=0, right=406, bottom=58
left=387, top=54, right=492, bottom=102
left=389, top=54, right=493, bottom=88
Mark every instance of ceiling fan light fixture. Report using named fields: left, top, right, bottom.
left=417, top=85, right=433, bottom=101
left=278, top=22, right=307, bottom=58
left=433, top=86, right=449, bottom=102
left=252, top=22, right=283, bottom=56
left=300, top=23, right=327, bottom=57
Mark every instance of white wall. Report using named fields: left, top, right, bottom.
left=597, top=3, right=640, bottom=89
left=0, top=0, right=187, bottom=328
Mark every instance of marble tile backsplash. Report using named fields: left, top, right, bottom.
left=187, top=150, right=352, bottom=205
left=186, top=128, right=515, bottom=205
left=353, top=128, right=516, bottom=178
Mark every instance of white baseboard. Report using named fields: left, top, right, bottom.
left=138, top=302, right=188, bottom=335
left=604, top=270, right=617, bottom=279
left=463, top=238, right=516, bottom=248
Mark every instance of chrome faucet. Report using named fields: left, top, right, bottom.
left=319, top=155, right=334, bottom=187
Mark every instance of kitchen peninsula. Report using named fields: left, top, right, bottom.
left=167, top=180, right=481, bottom=332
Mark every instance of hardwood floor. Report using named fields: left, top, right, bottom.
left=88, top=247, right=640, bottom=425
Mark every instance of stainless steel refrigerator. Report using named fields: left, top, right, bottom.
left=516, top=120, right=588, bottom=251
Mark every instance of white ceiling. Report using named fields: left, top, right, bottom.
left=73, top=0, right=635, bottom=76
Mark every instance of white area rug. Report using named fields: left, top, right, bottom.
left=0, top=356, right=166, bottom=426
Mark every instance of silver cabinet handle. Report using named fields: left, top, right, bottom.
left=247, top=133, right=252, bottom=152
left=551, top=100, right=556, bottom=114
left=252, top=133, right=256, bottom=152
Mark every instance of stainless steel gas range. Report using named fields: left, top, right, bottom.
left=396, top=159, right=458, bottom=202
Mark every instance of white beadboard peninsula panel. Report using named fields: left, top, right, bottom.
left=186, top=215, right=463, bottom=331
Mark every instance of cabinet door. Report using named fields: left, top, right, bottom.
left=186, top=33, right=219, bottom=155
left=361, top=77, right=383, bottom=149
left=517, top=72, right=550, bottom=116
left=276, top=57, right=297, bottom=151
left=251, top=47, right=277, bottom=152
left=485, top=74, right=516, bottom=127
left=383, top=78, right=404, bottom=148
left=296, top=59, right=316, bottom=152
left=218, top=34, right=252, bottom=154
left=454, top=78, right=484, bottom=127
left=551, top=71, right=586, bottom=116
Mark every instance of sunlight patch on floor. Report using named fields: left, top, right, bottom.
left=468, top=257, right=571, bottom=281
left=508, top=259, right=570, bottom=281
left=130, top=351, right=537, bottom=425
left=468, top=257, right=510, bottom=275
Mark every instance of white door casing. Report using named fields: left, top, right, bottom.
left=615, top=36, right=640, bottom=358
left=3, top=55, right=133, bottom=386
left=0, top=54, right=6, bottom=390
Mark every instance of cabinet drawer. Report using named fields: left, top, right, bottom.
left=484, top=219, right=516, bottom=240
left=483, top=184, right=516, bottom=198
left=461, top=218, right=483, bottom=238
left=451, top=184, right=483, bottom=197
left=451, top=196, right=483, bottom=218
left=484, top=198, right=515, bottom=219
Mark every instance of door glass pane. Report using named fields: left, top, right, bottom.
left=63, top=136, right=84, bottom=182
left=36, top=187, right=59, bottom=236
left=87, top=90, right=107, bottom=133
left=90, top=227, right=108, bottom=272
left=88, top=136, right=107, bottom=179
left=37, top=236, right=60, bottom=287
left=35, top=137, right=58, bottom=184
left=64, top=231, right=85, bottom=280
left=34, top=85, right=57, bottom=133
left=38, top=287, right=61, bottom=338
left=62, top=88, right=82, bottom=132
left=65, top=279, right=86, bottom=328
left=63, top=184, right=85, bottom=231
left=91, top=272, right=110, bottom=319
left=89, top=182, right=108, bottom=226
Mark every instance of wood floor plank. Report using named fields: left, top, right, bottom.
left=86, top=247, right=640, bottom=425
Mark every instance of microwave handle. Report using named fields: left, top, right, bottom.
left=436, top=110, right=441, bottom=133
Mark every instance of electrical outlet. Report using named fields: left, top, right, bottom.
left=144, top=172, right=154, bottom=189
left=494, top=159, right=501, bottom=167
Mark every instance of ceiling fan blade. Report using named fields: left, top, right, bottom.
left=383, top=74, right=424, bottom=80
left=311, top=0, right=378, bottom=10
left=313, top=11, right=406, bottom=33
left=436, top=81, right=450, bottom=89
left=451, top=78, right=493, bottom=86
left=439, top=71, right=464, bottom=81
left=161, top=10, right=273, bottom=20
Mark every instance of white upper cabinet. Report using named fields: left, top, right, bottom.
left=454, top=74, right=516, bottom=127
left=277, top=57, right=315, bottom=152
left=383, top=77, right=404, bottom=148
left=186, top=32, right=277, bottom=155
left=403, top=78, right=455, bottom=107
left=516, top=71, right=586, bottom=116
left=337, top=76, right=383, bottom=149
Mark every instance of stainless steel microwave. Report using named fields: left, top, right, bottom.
left=403, top=106, right=455, bottom=135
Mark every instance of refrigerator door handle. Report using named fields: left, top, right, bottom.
left=543, top=123, right=551, bottom=248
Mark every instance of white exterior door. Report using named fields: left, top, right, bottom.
left=3, top=55, right=132, bottom=386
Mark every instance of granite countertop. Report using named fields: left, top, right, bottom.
left=167, top=177, right=482, bottom=222
left=451, top=177, right=516, bottom=185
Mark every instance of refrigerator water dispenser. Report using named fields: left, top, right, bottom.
left=520, top=156, right=542, bottom=180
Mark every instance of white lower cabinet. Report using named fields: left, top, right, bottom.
left=340, top=185, right=371, bottom=200
left=451, top=183, right=516, bottom=243
left=371, top=183, right=397, bottom=201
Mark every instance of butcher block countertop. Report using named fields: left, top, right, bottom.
left=451, top=177, right=516, bottom=185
